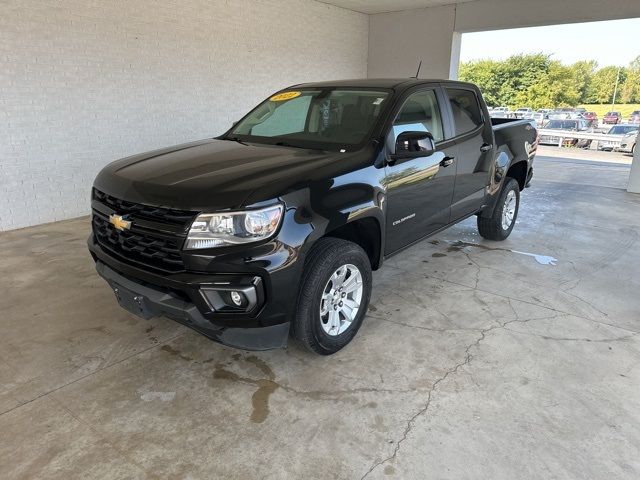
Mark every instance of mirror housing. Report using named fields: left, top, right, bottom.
left=390, top=131, right=436, bottom=162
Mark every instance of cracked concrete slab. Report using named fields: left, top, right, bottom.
left=1, top=152, right=639, bottom=479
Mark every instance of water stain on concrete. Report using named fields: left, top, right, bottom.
left=250, top=379, right=279, bottom=424
left=160, top=344, right=193, bottom=362
left=213, top=355, right=279, bottom=424
left=384, top=465, right=395, bottom=475
left=446, top=240, right=558, bottom=265
left=432, top=253, right=447, bottom=258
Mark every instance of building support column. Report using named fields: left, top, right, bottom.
left=449, top=32, right=462, bottom=80
left=628, top=131, right=640, bottom=193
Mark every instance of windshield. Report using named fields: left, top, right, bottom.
left=547, top=120, right=578, bottom=129
left=227, top=88, right=390, bottom=150
left=608, top=125, right=639, bottom=135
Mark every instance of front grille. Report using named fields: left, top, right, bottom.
left=93, top=189, right=195, bottom=227
left=92, top=189, right=197, bottom=273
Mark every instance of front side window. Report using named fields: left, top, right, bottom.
left=446, top=88, right=483, bottom=137
left=392, top=90, right=444, bottom=143
left=229, top=89, right=390, bottom=150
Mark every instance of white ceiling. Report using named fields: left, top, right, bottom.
left=318, top=0, right=474, bottom=14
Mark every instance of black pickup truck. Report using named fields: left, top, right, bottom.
left=88, top=79, right=537, bottom=355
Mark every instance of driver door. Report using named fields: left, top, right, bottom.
left=384, top=87, right=457, bottom=254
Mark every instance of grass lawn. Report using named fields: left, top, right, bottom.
left=579, top=104, right=640, bottom=119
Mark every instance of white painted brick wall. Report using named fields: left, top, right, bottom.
left=0, top=0, right=368, bottom=230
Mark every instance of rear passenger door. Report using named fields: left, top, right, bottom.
left=444, top=87, right=494, bottom=221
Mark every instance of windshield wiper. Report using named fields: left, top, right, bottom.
left=225, top=136, right=248, bottom=145
left=274, top=141, right=304, bottom=149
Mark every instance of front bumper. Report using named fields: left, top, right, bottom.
left=88, top=233, right=302, bottom=350
left=617, top=142, right=634, bottom=153
left=96, top=262, right=289, bottom=350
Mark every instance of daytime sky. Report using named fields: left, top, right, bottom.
left=460, top=18, right=639, bottom=67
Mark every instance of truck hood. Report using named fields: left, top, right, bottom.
left=94, top=139, right=367, bottom=211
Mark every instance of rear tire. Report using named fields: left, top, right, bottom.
left=477, top=178, right=520, bottom=241
left=293, top=238, right=372, bottom=355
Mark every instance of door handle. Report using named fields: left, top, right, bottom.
left=480, top=143, right=493, bottom=153
left=440, top=156, right=455, bottom=167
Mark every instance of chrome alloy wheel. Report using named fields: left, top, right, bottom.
left=319, top=264, right=363, bottom=336
left=501, top=190, right=517, bottom=230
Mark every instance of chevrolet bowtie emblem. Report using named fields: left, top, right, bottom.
left=109, top=214, right=132, bottom=231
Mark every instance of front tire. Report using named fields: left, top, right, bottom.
left=293, top=238, right=372, bottom=355
left=477, top=178, right=520, bottom=241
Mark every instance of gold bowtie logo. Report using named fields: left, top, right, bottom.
left=109, top=214, right=132, bottom=231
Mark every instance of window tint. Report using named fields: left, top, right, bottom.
left=252, top=95, right=312, bottom=136
left=446, top=88, right=483, bottom=137
left=392, top=90, right=444, bottom=143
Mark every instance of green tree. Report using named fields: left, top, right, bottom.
left=586, top=66, right=627, bottom=104
left=459, top=53, right=552, bottom=107
left=620, top=56, right=640, bottom=103
left=498, top=53, right=551, bottom=107
left=513, top=61, right=581, bottom=109
left=569, top=60, right=597, bottom=103
left=458, top=59, right=503, bottom=106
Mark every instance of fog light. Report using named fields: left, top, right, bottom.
left=230, top=291, right=243, bottom=306
left=200, top=282, right=260, bottom=313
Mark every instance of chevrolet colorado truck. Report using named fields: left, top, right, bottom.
left=88, top=79, right=537, bottom=355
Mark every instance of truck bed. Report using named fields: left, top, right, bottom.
left=491, top=117, right=538, bottom=172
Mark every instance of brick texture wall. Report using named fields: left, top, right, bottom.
left=0, top=0, right=368, bottom=230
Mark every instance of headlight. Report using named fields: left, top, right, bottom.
left=185, top=204, right=283, bottom=249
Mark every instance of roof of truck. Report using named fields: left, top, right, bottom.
left=289, top=78, right=469, bottom=90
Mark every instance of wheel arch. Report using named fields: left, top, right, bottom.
left=323, top=215, right=383, bottom=270
left=506, top=159, right=529, bottom=191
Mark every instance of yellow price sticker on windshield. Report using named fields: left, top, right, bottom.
left=270, top=91, right=302, bottom=102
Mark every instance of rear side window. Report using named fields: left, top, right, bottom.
left=392, top=89, right=444, bottom=142
left=446, top=88, right=483, bottom=137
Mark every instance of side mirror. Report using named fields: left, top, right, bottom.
left=391, top=131, right=435, bottom=161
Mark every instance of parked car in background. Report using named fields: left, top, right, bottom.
left=532, top=112, right=546, bottom=126
left=599, top=124, right=640, bottom=151
left=582, top=111, right=598, bottom=127
left=603, top=111, right=622, bottom=125
left=539, top=119, right=590, bottom=146
left=490, top=106, right=511, bottom=118
left=628, top=110, right=640, bottom=124
left=514, top=108, right=533, bottom=119
left=618, top=130, right=637, bottom=155
left=548, top=108, right=577, bottom=120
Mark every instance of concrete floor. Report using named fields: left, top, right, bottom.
left=1, top=149, right=639, bottom=479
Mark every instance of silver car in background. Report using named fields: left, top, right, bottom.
left=490, top=106, right=512, bottom=118
left=618, top=130, right=638, bottom=155
left=539, top=119, right=591, bottom=146
left=601, top=124, right=640, bottom=151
